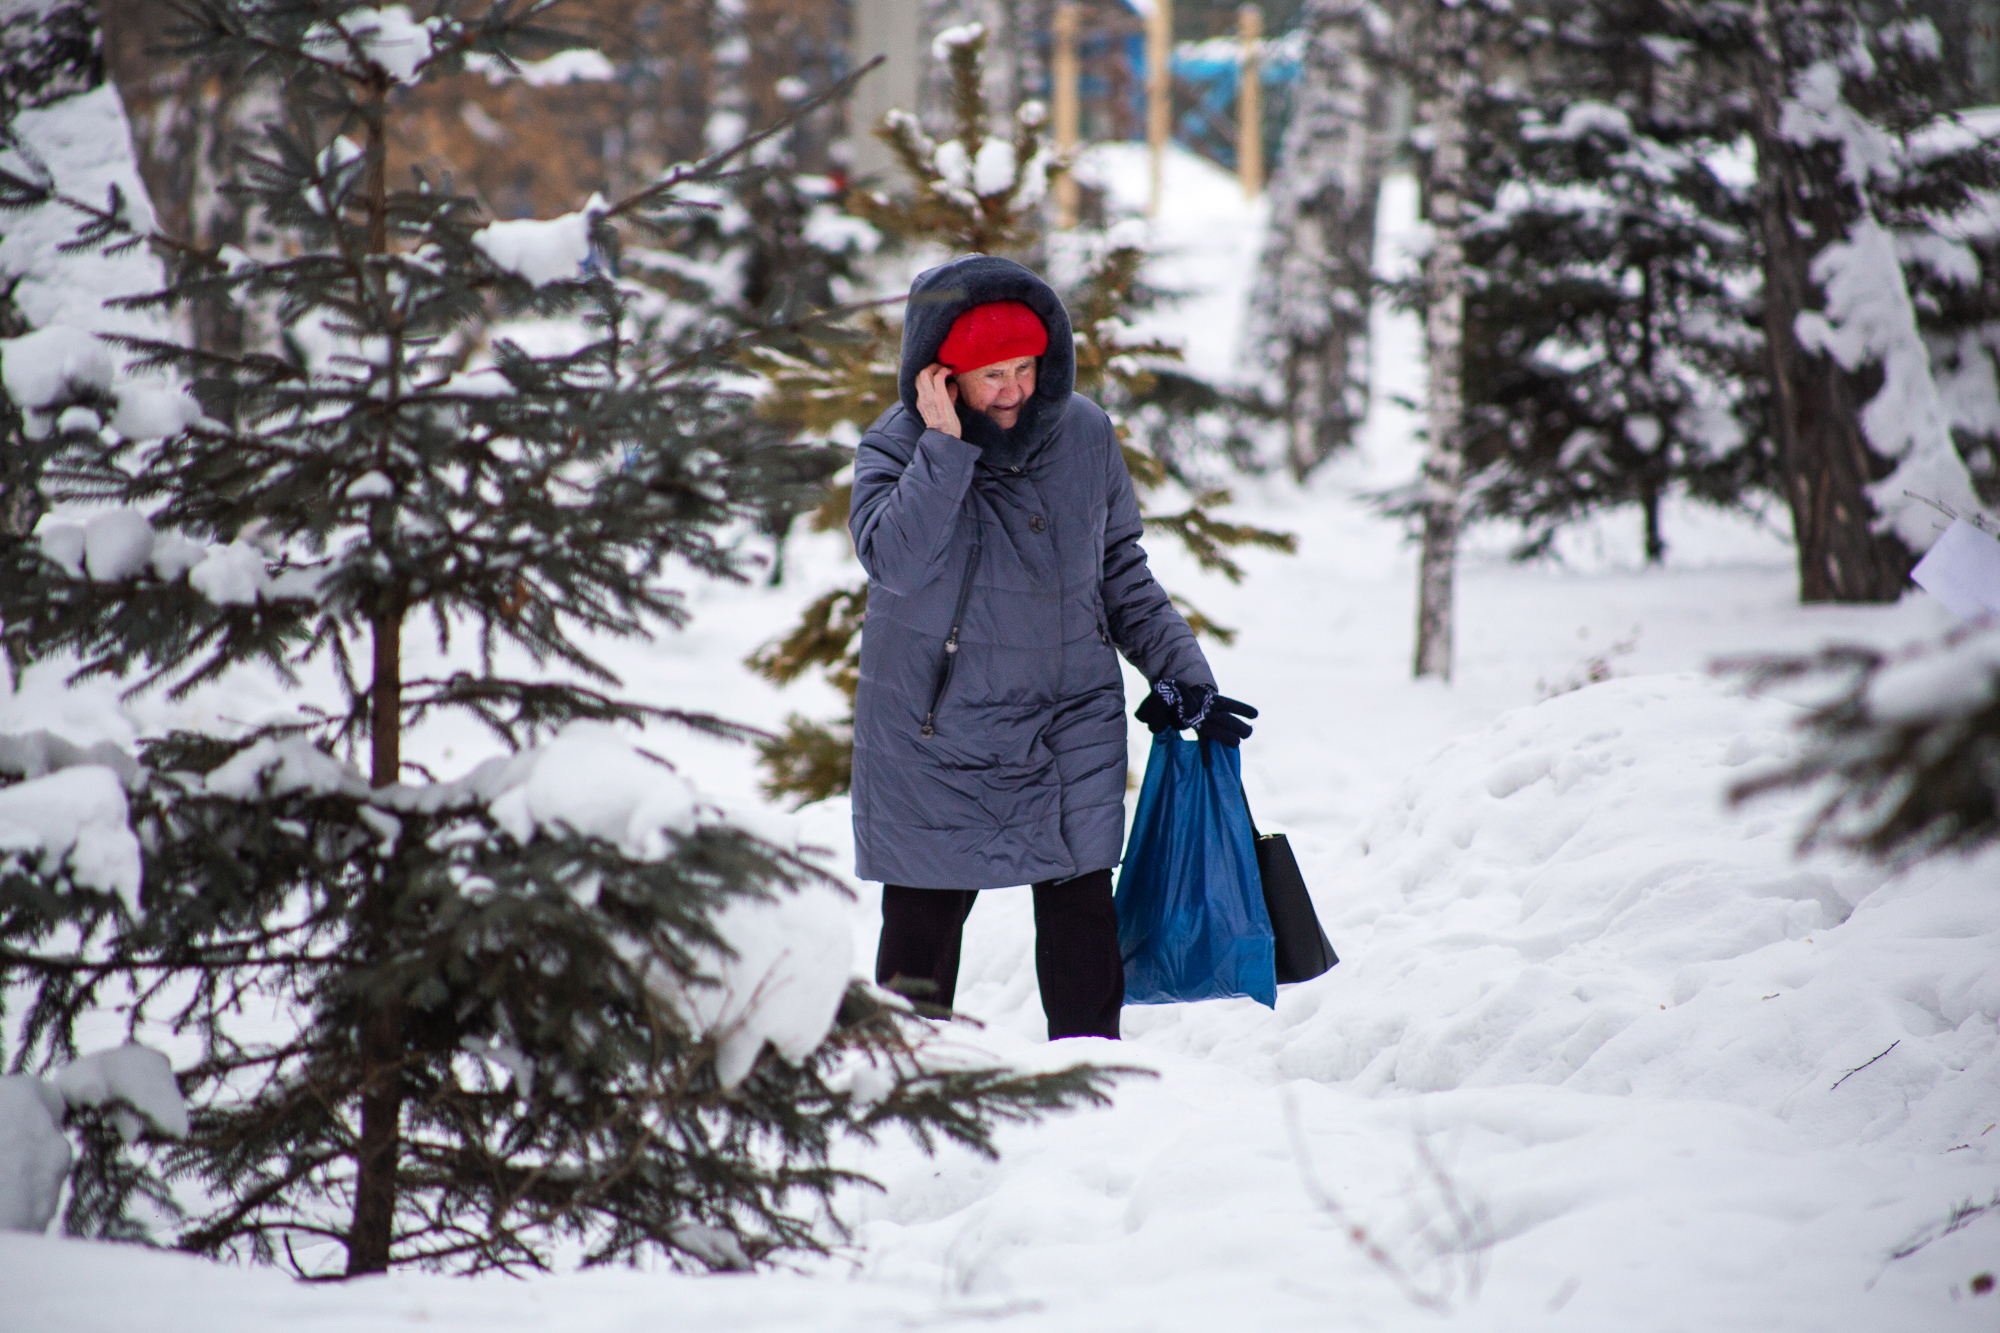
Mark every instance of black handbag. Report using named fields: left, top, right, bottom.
left=1239, top=781, right=1339, bottom=984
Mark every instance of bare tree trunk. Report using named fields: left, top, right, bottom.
left=1746, top=0, right=1911, bottom=603
left=1412, top=0, right=1470, bottom=681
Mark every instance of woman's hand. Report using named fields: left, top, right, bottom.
left=1135, top=679, right=1258, bottom=746
left=915, top=363, right=962, bottom=438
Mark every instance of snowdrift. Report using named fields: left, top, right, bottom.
left=1129, top=674, right=2000, bottom=1154
left=6, top=677, right=1998, bottom=1330
left=829, top=673, right=2000, bottom=1330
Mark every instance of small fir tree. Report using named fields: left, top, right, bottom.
left=0, top=0, right=1113, bottom=1277
left=745, top=24, right=1293, bottom=806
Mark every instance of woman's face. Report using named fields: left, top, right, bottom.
left=953, top=356, right=1038, bottom=429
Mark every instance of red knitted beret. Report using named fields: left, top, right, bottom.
left=935, top=300, right=1049, bottom=372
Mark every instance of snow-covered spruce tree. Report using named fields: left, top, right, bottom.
left=1247, top=0, right=1397, bottom=479
left=1450, top=0, right=1771, bottom=564
left=0, top=6, right=206, bottom=1241
left=1745, top=0, right=1992, bottom=602
left=0, top=1, right=1112, bottom=1276
left=0, top=0, right=135, bottom=538
left=746, top=23, right=1292, bottom=805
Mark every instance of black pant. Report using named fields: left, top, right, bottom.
left=875, top=869, right=1123, bottom=1040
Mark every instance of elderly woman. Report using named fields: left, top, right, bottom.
left=849, top=254, right=1255, bottom=1040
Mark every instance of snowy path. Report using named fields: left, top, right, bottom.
left=9, top=530, right=1996, bottom=1329
left=7, top=149, right=2000, bottom=1330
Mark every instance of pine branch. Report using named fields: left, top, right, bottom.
left=1723, top=626, right=2000, bottom=860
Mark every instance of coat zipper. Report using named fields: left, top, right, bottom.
left=921, top=540, right=983, bottom=737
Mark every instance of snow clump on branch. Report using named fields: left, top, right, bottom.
left=472, top=194, right=608, bottom=285
left=0, top=1077, right=70, bottom=1232
left=31, top=508, right=318, bottom=605
left=663, top=884, right=853, bottom=1089
left=0, top=1045, right=187, bottom=1234
left=205, top=725, right=713, bottom=869
left=1, top=326, right=205, bottom=443
left=931, top=22, right=984, bottom=61
left=52, top=1046, right=190, bottom=1143
left=478, top=723, right=699, bottom=863
left=305, top=5, right=444, bottom=84
left=0, top=765, right=141, bottom=912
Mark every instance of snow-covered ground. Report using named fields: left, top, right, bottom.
left=6, top=146, right=2000, bottom=1330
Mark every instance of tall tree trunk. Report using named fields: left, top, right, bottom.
left=1746, top=0, right=1911, bottom=603
left=100, top=0, right=279, bottom=354
left=1412, top=0, right=1470, bottom=681
left=348, top=81, right=404, bottom=1276
left=0, top=442, right=44, bottom=537
left=1641, top=482, right=1664, bottom=565
left=348, top=604, right=404, bottom=1277
left=1637, top=231, right=1664, bottom=566
left=1250, top=0, right=1393, bottom=478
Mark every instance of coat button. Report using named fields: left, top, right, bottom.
left=1029, top=514, right=1046, bottom=533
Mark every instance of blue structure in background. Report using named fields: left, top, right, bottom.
left=1115, top=3, right=1301, bottom=170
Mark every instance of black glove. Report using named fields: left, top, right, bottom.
left=1135, top=678, right=1258, bottom=746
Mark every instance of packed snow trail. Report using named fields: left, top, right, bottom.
left=7, top=148, right=2000, bottom=1329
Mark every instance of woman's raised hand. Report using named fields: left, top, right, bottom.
left=915, top=363, right=962, bottom=438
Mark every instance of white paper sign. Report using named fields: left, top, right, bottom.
left=1911, top=519, right=2000, bottom=620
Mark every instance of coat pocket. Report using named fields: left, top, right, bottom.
left=920, top=540, right=983, bottom=738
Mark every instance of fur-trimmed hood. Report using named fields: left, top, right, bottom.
left=898, top=255, right=1076, bottom=470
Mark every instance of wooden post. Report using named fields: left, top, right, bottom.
left=1054, top=2, right=1081, bottom=228
left=1147, top=0, right=1171, bottom=215
left=1238, top=4, right=1263, bottom=199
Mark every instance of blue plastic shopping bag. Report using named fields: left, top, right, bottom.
left=1114, top=734, right=1277, bottom=1007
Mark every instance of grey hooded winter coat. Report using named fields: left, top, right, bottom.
left=849, top=255, right=1214, bottom=890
